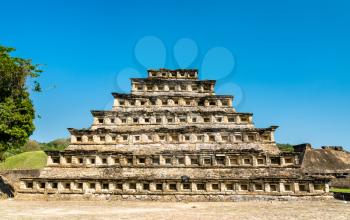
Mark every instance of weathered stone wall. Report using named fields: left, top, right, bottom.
left=330, top=177, right=350, bottom=188
left=302, top=148, right=350, bottom=174
left=0, top=170, right=40, bottom=196
left=0, top=176, right=14, bottom=197
left=15, top=193, right=334, bottom=202
left=14, top=69, right=338, bottom=201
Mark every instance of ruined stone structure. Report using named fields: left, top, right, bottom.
left=17, top=69, right=336, bottom=201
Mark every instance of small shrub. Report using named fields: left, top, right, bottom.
left=22, top=140, right=42, bottom=152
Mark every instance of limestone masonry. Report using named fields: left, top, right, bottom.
left=17, top=69, right=350, bottom=200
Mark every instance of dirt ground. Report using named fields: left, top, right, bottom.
left=0, top=199, right=349, bottom=220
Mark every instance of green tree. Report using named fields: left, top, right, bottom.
left=0, top=45, right=41, bottom=160
left=40, top=138, right=70, bottom=151
left=22, top=140, right=42, bottom=152
left=277, top=143, right=294, bottom=152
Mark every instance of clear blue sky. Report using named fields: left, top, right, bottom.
left=1, top=0, right=350, bottom=150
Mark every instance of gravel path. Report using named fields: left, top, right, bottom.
left=0, top=199, right=349, bottom=220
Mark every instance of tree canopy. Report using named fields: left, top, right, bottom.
left=0, top=45, right=41, bottom=160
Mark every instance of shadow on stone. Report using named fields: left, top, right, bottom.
left=333, top=192, right=350, bottom=201
left=0, top=176, right=14, bottom=198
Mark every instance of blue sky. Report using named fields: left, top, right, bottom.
left=1, top=0, right=350, bottom=150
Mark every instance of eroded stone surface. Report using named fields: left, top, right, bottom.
left=15, top=69, right=349, bottom=200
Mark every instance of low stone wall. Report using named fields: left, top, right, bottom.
left=330, top=177, right=350, bottom=188
left=15, top=193, right=334, bottom=202
left=0, top=170, right=40, bottom=197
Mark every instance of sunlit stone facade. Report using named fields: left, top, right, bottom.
left=18, top=69, right=331, bottom=200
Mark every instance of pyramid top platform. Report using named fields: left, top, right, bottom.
left=147, top=68, right=198, bottom=79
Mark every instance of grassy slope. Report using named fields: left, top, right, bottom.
left=330, top=188, right=350, bottom=193
left=0, top=151, right=47, bottom=170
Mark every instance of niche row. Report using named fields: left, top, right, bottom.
left=71, top=131, right=273, bottom=144
left=21, top=179, right=327, bottom=194
left=132, top=83, right=213, bottom=93
left=93, top=114, right=251, bottom=126
left=47, top=153, right=296, bottom=167
left=114, top=97, right=232, bottom=108
left=148, top=69, right=198, bottom=79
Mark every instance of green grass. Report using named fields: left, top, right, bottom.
left=330, top=188, right=350, bottom=193
left=0, top=151, right=47, bottom=170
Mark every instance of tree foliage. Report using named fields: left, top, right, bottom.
left=277, top=143, right=294, bottom=152
left=1, top=138, right=69, bottom=159
left=39, top=138, right=70, bottom=151
left=22, top=140, right=42, bottom=152
left=0, top=45, right=41, bottom=160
